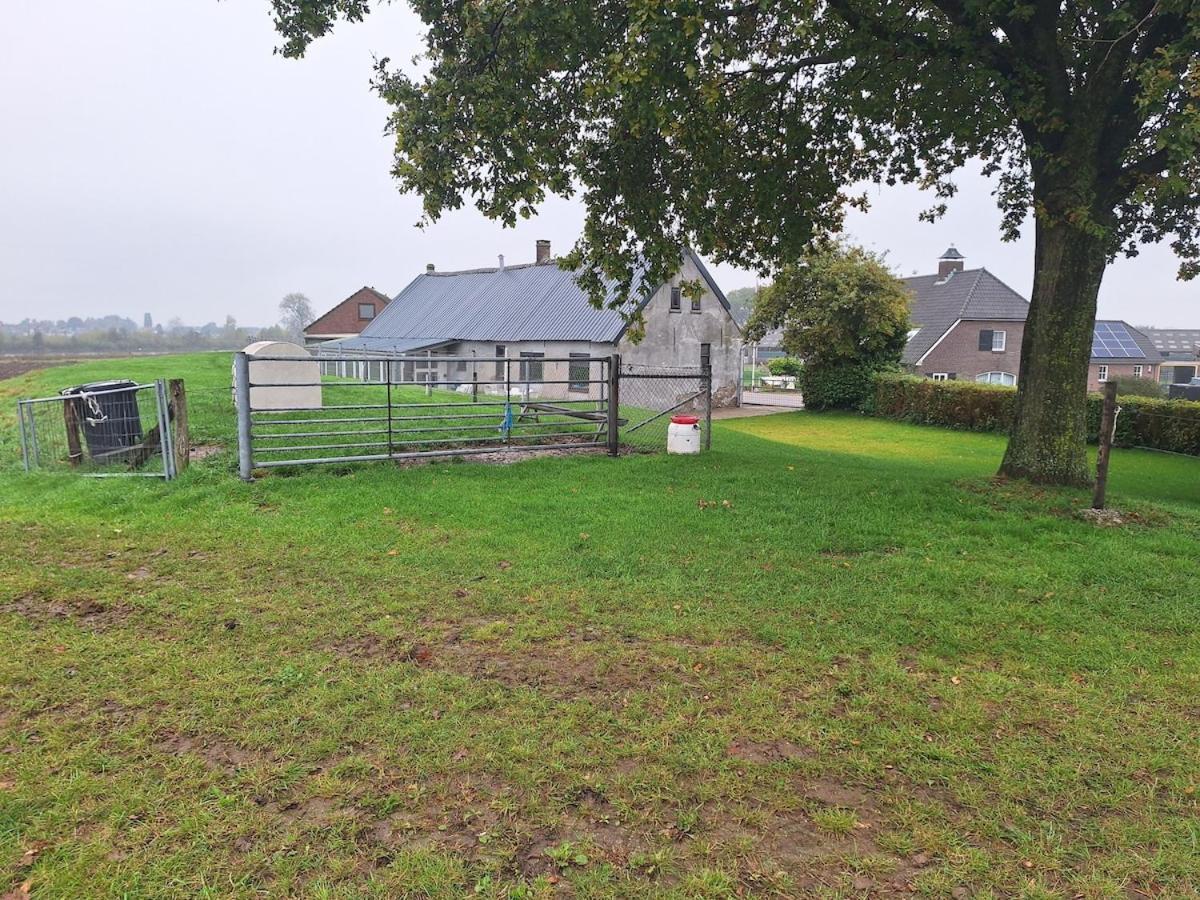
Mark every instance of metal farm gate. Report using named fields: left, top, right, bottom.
left=233, top=351, right=713, bottom=477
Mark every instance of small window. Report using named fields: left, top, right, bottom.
left=1097, top=365, right=1108, bottom=382
left=457, top=359, right=467, bottom=373
left=519, top=352, right=544, bottom=382
left=700, top=343, right=712, bottom=370
left=358, top=303, right=376, bottom=320
left=1132, top=364, right=1143, bottom=378
left=670, top=287, right=682, bottom=312
left=495, top=345, right=506, bottom=379
left=690, top=292, right=701, bottom=313
left=931, top=372, right=949, bottom=382
left=991, top=330, right=1006, bottom=351
left=569, top=354, right=590, bottom=392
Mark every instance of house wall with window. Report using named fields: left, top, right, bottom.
left=617, top=253, right=742, bottom=404
left=303, top=287, right=392, bottom=347
left=914, top=320, right=1025, bottom=383
left=1087, top=361, right=1158, bottom=391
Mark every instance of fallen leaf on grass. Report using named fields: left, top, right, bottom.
left=453, top=589, right=470, bottom=599
left=19, top=843, right=48, bottom=866
left=498, top=560, right=512, bottom=571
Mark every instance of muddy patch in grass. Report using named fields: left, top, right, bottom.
left=726, top=738, right=812, bottom=763
left=2, top=593, right=131, bottom=629
left=154, top=730, right=270, bottom=774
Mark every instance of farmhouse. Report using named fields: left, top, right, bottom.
left=903, top=248, right=1162, bottom=388
left=303, top=286, right=392, bottom=347
left=325, top=240, right=743, bottom=404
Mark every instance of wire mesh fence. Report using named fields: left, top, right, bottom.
left=16, top=380, right=178, bottom=478
left=617, top=364, right=712, bottom=453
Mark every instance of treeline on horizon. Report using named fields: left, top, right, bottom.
left=1, top=314, right=293, bottom=355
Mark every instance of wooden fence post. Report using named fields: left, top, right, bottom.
left=607, top=353, right=621, bottom=456
left=168, top=379, right=189, bottom=475
left=1092, top=380, right=1118, bottom=509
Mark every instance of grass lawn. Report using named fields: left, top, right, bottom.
left=1, top=353, right=1198, bottom=898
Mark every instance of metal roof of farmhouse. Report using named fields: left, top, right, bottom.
left=330, top=249, right=732, bottom=352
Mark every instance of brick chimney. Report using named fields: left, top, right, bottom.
left=535, top=239, right=551, bottom=265
left=426, top=263, right=435, bottom=272
left=937, top=246, right=965, bottom=277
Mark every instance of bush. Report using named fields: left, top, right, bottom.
left=867, top=374, right=1016, bottom=430
left=868, top=373, right=1200, bottom=455
left=766, top=356, right=803, bottom=378
left=799, top=363, right=878, bottom=410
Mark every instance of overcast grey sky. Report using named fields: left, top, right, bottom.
left=1, top=1, right=1194, bottom=328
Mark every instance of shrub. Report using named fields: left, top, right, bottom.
left=868, top=372, right=1200, bottom=455
left=799, top=363, right=878, bottom=410
left=868, top=374, right=1016, bottom=430
left=766, top=356, right=803, bottom=378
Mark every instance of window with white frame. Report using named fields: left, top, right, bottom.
left=1133, top=364, right=1143, bottom=378
left=975, top=371, right=1016, bottom=386
left=1097, top=365, right=1108, bottom=382
left=931, top=372, right=949, bottom=381
left=992, top=330, right=1006, bottom=351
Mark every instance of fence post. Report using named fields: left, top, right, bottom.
left=234, top=351, right=253, bottom=481
left=168, top=379, right=189, bottom=476
left=1092, top=380, right=1119, bottom=509
left=703, top=363, right=712, bottom=451
left=607, top=353, right=621, bottom=456
left=17, top=402, right=30, bottom=473
left=155, top=379, right=175, bottom=480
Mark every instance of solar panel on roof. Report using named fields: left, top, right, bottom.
left=1091, top=322, right=1145, bottom=359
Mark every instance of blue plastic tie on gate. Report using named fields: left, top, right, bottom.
left=500, top=402, right=513, bottom=435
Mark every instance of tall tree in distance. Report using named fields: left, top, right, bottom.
left=279, top=292, right=314, bottom=341
left=269, top=0, right=1200, bottom=484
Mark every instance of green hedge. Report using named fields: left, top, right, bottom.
left=798, top=363, right=878, bottom=410
left=866, top=373, right=1200, bottom=456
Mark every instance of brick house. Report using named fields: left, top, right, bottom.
left=903, top=248, right=1161, bottom=389
left=303, top=287, right=392, bottom=347
left=902, top=248, right=1028, bottom=386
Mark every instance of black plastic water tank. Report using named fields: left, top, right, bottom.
left=59, top=380, right=144, bottom=461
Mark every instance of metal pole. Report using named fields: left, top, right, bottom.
left=234, top=351, right=253, bottom=481
left=1092, top=380, right=1119, bottom=509
left=28, top=401, right=41, bottom=468
left=156, top=380, right=176, bottom=480
left=607, top=353, right=621, bottom=456
left=472, top=351, right=478, bottom=403
left=703, top=363, right=712, bottom=451
left=426, top=350, right=433, bottom=397
left=386, top=359, right=393, bottom=455
left=17, top=402, right=30, bottom=473
left=504, top=356, right=511, bottom=445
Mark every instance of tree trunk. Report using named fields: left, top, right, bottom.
left=998, top=216, right=1108, bottom=486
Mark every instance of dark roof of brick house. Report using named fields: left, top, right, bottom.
left=1091, top=321, right=1162, bottom=363
left=901, top=268, right=1030, bottom=364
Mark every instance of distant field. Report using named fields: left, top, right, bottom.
left=1, top=353, right=1198, bottom=898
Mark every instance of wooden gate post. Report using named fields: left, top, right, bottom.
left=168, top=379, right=189, bottom=475
left=607, top=354, right=621, bottom=456
left=1092, top=380, right=1119, bottom=509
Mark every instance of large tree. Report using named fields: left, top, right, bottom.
left=269, top=0, right=1200, bottom=484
